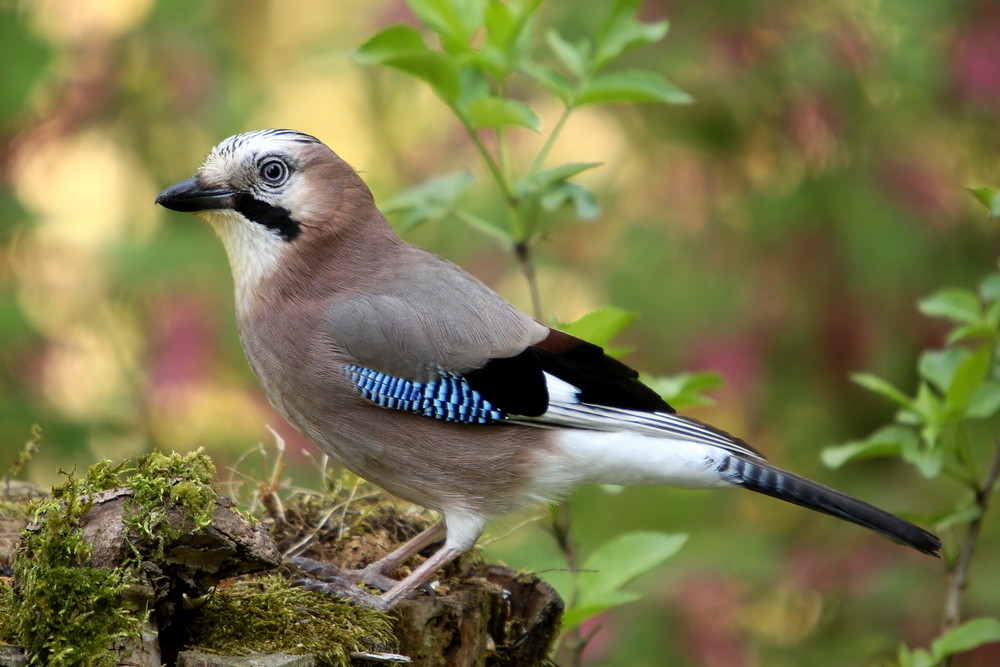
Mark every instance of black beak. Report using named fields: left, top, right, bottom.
left=155, top=177, right=238, bottom=213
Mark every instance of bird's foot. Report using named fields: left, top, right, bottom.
left=288, top=555, right=433, bottom=610
left=289, top=555, right=402, bottom=592
left=287, top=528, right=461, bottom=611
left=291, top=567, right=389, bottom=609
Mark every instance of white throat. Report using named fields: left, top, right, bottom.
left=200, top=209, right=287, bottom=312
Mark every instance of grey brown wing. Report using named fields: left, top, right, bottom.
left=324, top=253, right=547, bottom=381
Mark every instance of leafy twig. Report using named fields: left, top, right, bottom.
left=822, top=243, right=1000, bottom=664
left=943, top=437, right=1000, bottom=631
left=355, top=0, right=689, bottom=314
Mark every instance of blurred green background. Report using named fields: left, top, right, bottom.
left=1, top=0, right=998, bottom=664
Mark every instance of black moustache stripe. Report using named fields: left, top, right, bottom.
left=232, top=193, right=302, bottom=242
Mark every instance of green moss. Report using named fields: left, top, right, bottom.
left=0, top=578, right=14, bottom=642
left=186, top=575, right=396, bottom=667
left=3, top=451, right=410, bottom=664
left=11, top=467, right=141, bottom=666
left=5, top=449, right=222, bottom=665
left=120, top=449, right=218, bottom=556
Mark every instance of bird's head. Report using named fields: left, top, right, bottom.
left=156, top=129, right=381, bottom=306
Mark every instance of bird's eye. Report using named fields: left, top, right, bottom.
left=259, top=159, right=289, bottom=186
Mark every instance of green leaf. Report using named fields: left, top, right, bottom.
left=355, top=24, right=427, bottom=61
left=986, top=298, right=1000, bottom=328
left=901, top=431, right=945, bottom=478
left=558, top=306, right=637, bottom=348
left=897, top=645, right=936, bottom=667
left=454, top=210, right=513, bottom=246
left=966, top=380, right=1000, bottom=419
left=381, top=169, right=476, bottom=231
left=919, top=348, right=968, bottom=395
left=946, top=323, right=997, bottom=345
left=456, top=66, right=491, bottom=106
left=407, top=0, right=486, bottom=51
left=969, top=186, right=1000, bottom=219
left=531, top=162, right=603, bottom=190
left=546, top=29, right=590, bottom=79
left=540, top=181, right=601, bottom=220
left=946, top=344, right=992, bottom=414
left=931, top=618, right=1000, bottom=662
left=565, top=532, right=687, bottom=630
left=484, top=0, right=517, bottom=47
left=910, top=380, right=946, bottom=432
left=463, top=96, right=540, bottom=130
left=930, top=500, right=982, bottom=531
left=519, top=163, right=603, bottom=221
left=643, top=372, right=724, bottom=410
left=578, top=532, right=687, bottom=603
left=576, top=69, right=693, bottom=106
left=914, top=380, right=942, bottom=417
left=822, top=425, right=917, bottom=468
left=918, top=289, right=983, bottom=325
left=479, top=0, right=524, bottom=76
left=520, top=60, right=574, bottom=102
left=354, top=25, right=462, bottom=101
left=979, top=273, right=1000, bottom=301
left=593, top=0, right=670, bottom=70
left=563, top=591, right=641, bottom=630
left=851, top=372, right=914, bottom=409
left=483, top=0, right=536, bottom=64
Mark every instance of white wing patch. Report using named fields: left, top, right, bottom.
left=512, top=373, right=764, bottom=460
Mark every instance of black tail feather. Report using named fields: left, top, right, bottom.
left=719, top=456, right=941, bottom=556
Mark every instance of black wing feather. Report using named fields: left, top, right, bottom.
left=464, top=328, right=674, bottom=416
left=464, top=349, right=548, bottom=416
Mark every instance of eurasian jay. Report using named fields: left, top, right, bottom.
left=156, top=129, right=940, bottom=610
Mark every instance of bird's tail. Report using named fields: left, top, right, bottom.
left=717, top=455, right=941, bottom=556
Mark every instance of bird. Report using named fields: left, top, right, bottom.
left=155, top=128, right=941, bottom=610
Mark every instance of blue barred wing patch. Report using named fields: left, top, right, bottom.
left=345, top=365, right=505, bottom=424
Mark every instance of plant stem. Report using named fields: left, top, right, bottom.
left=528, top=103, right=575, bottom=178
left=549, top=501, right=590, bottom=667
left=457, top=114, right=518, bottom=208
left=550, top=502, right=580, bottom=579
left=514, top=240, right=544, bottom=321
left=942, top=437, right=1000, bottom=631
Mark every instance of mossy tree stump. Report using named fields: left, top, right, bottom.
left=0, top=455, right=563, bottom=666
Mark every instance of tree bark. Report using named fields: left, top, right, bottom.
left=0, top=485, right=563, bottom=667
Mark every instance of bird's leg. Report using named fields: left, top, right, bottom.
left=374, top=542, right=463, bottom=610
left=360, top=520, right=446, bottom=579
left=290, top=520, right=451, bottom=607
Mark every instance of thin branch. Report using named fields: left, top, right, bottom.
left=283, top=505, right=338, bottom=558
left=456, top=113, right=518, bottom=208
left=548, top=501, right=592, bottom=667
left=943, top=437, right=1000, bottom=631
left=480, top=512, right=547, bottom=547
left=515, top=240, right=544, bottom=321
left=528, top=103, right=575, bottom=177
left=562, top=619, right=602, bottom=667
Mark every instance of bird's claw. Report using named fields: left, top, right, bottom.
left=291, top=575, right=389, bottom=609
left=287, top=555, right=423, bottom=609
left=288, top=555, right=355, bottom=580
